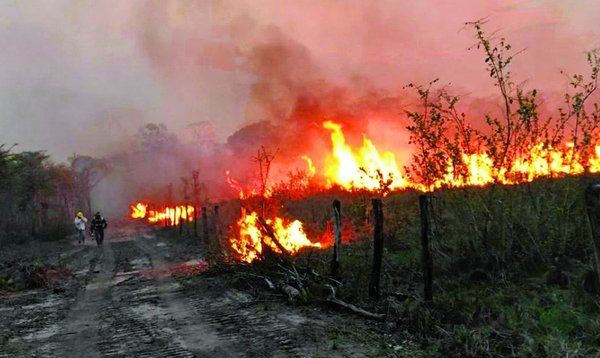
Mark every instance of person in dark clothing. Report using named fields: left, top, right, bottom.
left=90, top=212, right=108, bottom=246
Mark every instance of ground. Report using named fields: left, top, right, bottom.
left=0, top=222, right=417, bottom=357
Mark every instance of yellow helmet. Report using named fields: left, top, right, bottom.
left=76, top=212, right=84, bottom=218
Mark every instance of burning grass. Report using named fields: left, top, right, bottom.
left=228, top=210, right=322, bottom=263
left=274, top=175, right=600, bottom=356
left=130, top=202, right=195, bottom=226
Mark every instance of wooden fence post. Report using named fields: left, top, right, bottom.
left=331, top=199, right=342, bottom=276
left=213, top=205, right=222, bottom=254
left=369, top=198, right=384, bottom=299
left=193, top=206, right=198, bottom=238
left=202, top=207, right=209, bottom=249
left=585, top=184, right=600, bottom=288
left=419, top=194, right=433, bottom=303
left=179, top=207, right=183, bottom=236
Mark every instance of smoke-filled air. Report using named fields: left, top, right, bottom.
left=4, top=1, right=600, bottom=356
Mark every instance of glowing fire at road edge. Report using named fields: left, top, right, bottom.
left=130, top=202, right=195, bottom=226
left=229, top=211, right=321, bottom=263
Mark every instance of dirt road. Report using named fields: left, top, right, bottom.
left=0, top=226, right=406, bottom=357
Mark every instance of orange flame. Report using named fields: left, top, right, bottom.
left=225, top=170, right=272, bottom=199
left=301, top=155, right=316, bottom=178
left=229, top=211, right=321, bottom=263
left=319, top=121, right=600, bottom=192
left=323, top=121, right=408, bottom=191
left=130, top=202, right=195, bottom=226
left=130, top=202, right=147, bottom=219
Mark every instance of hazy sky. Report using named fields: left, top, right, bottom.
left=1, top=0, right=599, bottom=161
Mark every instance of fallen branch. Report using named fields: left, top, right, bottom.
left=257, top=216, right=291, bottom=256
left=324, top=284, right=385, bottom=321
left=238, top=272, right=276, bottom=290
left=264, top=277, right=275, bottom=290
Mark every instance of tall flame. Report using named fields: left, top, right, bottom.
left=323, top=121, right=408, bottom=191
left=319, top=121, right=600, bottom=192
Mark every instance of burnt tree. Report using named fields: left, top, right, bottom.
left=252, top=146, right=278, bottom=217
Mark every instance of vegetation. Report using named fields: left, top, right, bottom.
left=0, top=145, right=107, bottom=245
left=404, top=21, right=600, bottom=188
left=198, top=22, right=600, bottom=356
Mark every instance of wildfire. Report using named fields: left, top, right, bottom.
left=225, top=170, right=272, bottom=200
left=229, top=211, right=322, bottom=263
left=317, top=121, right=600, bottom=192
left=301, top=155, right=316, bottom=178
left=322, top=121, right=408, bottom=192
left=129, top=202, right=195, bottom=226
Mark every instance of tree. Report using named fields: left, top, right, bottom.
left=405, top=81, right=479, bottom=190
left=252, top=146, right=278, bottom=216
left=468, top=20, right=600, bottom=177
left=12, top=151, right=54, bottom=236
left=69, top=155, right=110, bottom=214
left=136, top=123, right=178, bottom=152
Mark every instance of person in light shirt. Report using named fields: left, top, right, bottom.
left=74, top=211, right=88, bottom=244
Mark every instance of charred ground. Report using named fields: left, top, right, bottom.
left=0, top=221, right=414, bottom=357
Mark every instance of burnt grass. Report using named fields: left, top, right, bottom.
left=205, top=175, right=600, bottom=357
left=0, top=237, right=94, bottom=293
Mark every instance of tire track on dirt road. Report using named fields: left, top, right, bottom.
left=133, top=237, right=314, bottom=357
left=93, top=236, right=233, bottom=357
left=132, top=237, right=234, bottom=357
left=53, top=243, right=115, bottom=357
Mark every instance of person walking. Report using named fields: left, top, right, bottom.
left=74, top=211, right=88, bottom=244
left=90, top=212, right=108, bottom=246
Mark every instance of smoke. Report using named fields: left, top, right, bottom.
left=2, top=0, right=600, bottom=214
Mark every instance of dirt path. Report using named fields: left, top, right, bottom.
left=0, top=230, right=405, bottom=357
left=54, top=241, right=115, bottom=357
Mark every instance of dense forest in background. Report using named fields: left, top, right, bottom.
left=0, top=145, right=109, bottom=243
